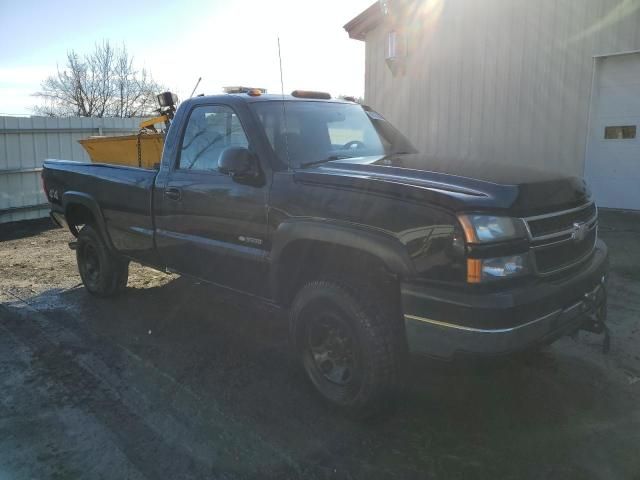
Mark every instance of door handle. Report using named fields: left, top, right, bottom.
left=164, top=187, right=182, bottom=201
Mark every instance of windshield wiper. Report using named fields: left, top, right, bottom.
left=298, top=154, right=353, bottom=169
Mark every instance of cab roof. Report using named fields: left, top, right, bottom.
left=186, top=93, right=354, bottom=105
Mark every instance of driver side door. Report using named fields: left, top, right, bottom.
left=154, top=104, right=269, bottom=296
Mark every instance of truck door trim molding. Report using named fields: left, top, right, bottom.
left=155, top=228, right=267, bottom=262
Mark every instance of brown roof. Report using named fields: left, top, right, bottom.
left=343, top=2, right=383, bottom=41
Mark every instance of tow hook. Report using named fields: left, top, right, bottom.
left=580, top=278, right=610, bottom=354
left=583, top=310, right=611, bottom=354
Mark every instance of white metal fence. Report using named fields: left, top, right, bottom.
left=0, top=116, right=143, bottom=224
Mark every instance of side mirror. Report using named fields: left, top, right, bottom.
left=218, top=146, right=257, bottom=178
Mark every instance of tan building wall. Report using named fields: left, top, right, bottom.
left=358, top=0, right=640, bottom=176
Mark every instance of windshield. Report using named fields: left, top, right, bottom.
left=251, top=101, right=416, bottom=169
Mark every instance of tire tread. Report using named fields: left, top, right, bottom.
left=290, top=278, right=403, bottom=416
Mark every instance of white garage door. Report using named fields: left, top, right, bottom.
left=585, top=53, right=640, bottom=210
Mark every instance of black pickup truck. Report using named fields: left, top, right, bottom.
left=43, top=91, right=608, bottom=414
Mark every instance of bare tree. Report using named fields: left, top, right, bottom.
left=32, top=41, right=163, bottom=117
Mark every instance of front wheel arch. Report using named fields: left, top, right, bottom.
left=269, top=220, right=414, bottom=307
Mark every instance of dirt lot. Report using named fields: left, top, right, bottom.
left=1, top=211, right=639, bottom=480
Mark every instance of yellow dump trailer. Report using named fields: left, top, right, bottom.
left=78, top=132, right=164, bottom=169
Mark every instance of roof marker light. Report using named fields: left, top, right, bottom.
left=223, top=86, right=267, bottom=95
left=291, top=90, right=331, bottom=100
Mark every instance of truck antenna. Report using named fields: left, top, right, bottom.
left=278, top=36, right=291, bottom=172
left=189, top=77, right=202, bottom=98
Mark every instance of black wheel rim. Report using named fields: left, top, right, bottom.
left=306, top=312, right=359, bottom=386
left=80, top=243, right=100, bottom=286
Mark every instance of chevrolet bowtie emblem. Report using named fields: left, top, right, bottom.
left=571, top=222, right=588, bottom=242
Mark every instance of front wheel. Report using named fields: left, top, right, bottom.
left=289, top=280, right=402, bottom=416
left=76, top=225, right=128, bottom=297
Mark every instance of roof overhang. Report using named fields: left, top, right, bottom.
left=343, top=2, right=383, bottom=41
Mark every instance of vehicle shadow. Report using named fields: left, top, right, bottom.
left=4, top=276, right=633, bottom=479
left=0, top=217, right=60, bottom=242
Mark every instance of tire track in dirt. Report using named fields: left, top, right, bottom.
left=0, top=297, right=302, bottom=479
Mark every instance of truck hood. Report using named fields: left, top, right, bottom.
left=293, top=154, right=590, bottom=215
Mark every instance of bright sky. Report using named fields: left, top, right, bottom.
left=0, top=0, right=373, bottom=115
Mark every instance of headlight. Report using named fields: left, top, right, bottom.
left=467, top=254, right=530, bottom=283
left=458, top=214, right=526, bottom=243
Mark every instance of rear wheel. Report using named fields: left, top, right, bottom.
left=290, top=280, right=402, bottom=417
left=76, top=225, right=128, bottom=297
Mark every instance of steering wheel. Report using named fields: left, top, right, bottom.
left=342, top=140, right=366, bottom=150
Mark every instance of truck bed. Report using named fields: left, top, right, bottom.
left=42, top=160, right=158, bottom=262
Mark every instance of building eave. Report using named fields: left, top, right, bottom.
left=343, top=3, right=383, bottom=41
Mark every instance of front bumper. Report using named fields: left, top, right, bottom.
left=402, top=240, right=609, bottom=360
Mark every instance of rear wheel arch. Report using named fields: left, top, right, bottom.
left=62, top=192, right=115, bottom=251
left=65, top=203, right=94, bottom=235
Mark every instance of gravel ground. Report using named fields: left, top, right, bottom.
left=1, top=211, right=639, bottom=480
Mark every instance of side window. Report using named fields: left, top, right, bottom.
left=178, top=105, right=249, bottom=171
left=604, top=125, right=636, bottom=140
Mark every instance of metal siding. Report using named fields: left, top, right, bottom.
left=0, top=116, right=141, bottom=223
left=363, top=0, right=640, bottom=177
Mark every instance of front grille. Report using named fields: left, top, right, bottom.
left=533, top=226, right=597, bottom=273
left=527, top=203, right=596, bottom=238
left=524, top=202, right=598, bottom=275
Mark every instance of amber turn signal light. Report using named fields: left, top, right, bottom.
left=467, top=258, right=482, bottom=283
